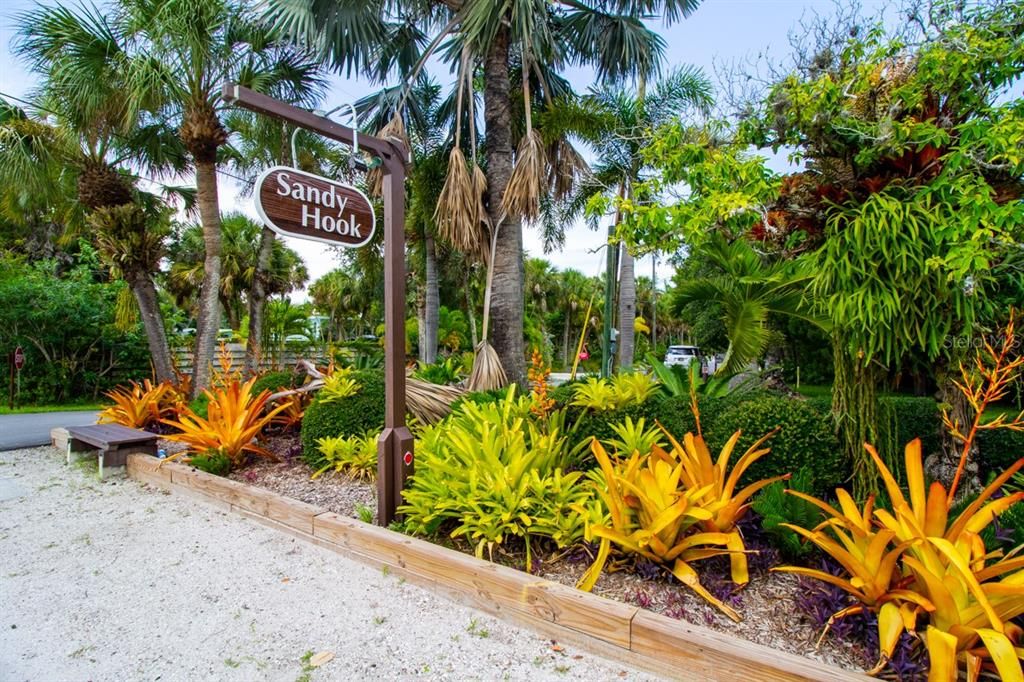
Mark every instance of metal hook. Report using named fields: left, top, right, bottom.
left=290, top=103, right=360, bottom=171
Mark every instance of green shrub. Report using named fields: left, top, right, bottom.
left=878, top=396, right=941, bottom=458
left=706, top=395, right=846, bottom=495
left=752, top=466, right=824, bottom=560
left=548, top=381, right=577, bottom=407
left=449, top=385, right=515, bottom=413
left=250, top=370, right=301, bottom=396
left=189, top=450, right=232, bottom=476
left=977, top=428, right=1024, bottom=477
left=300, top=370, right=385, bottom=465
left=188, top=393, right=210, bottom=419
left=400, top=389, right=592, bottom=562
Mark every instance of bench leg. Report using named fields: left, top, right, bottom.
left=98, top=451, right=105, bottom=480
left=66, top=440, right=72, bottom=466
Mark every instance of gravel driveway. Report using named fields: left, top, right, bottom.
left=0, top=446, right=658, bottom=682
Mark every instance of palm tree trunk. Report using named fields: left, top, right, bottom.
left=483, top=25, right=526, bottom=386
left=245, top=225, right=275, bottom=377
left=464, top=268, right=479, bottom=348
left=618, top=248, right=636, bottom=370
left=651, top=253, right=658, bottom=351
left=562, top=310, right=571, bottom=370
left=129, top=272, right=175, bottom=383
left=422, top=231, right=439, bottom=364
left=191, top=159, right=222, bottom=395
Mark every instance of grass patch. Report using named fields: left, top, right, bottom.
left=0, top=402, right=106, bottom=415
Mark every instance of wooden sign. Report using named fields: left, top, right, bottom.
left=254, top=166, right=375, bottom=248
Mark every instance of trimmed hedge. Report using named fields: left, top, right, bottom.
left=977, top=428, right=1024, bottom=477
left=705, top=395, right=846, bottom=496
left=251, top=370, right=302, bottom=396
left=300, top=370, right=385, bottom=465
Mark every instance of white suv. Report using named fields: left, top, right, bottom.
left=664, top=345, right=700, bottom=368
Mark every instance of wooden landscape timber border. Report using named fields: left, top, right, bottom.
left=125, top=453, right=871, bottom=682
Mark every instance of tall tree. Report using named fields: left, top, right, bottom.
left=222, top=111, right=334, bottom=374
left=8, top=5, right=192, bottom=382
left=166, top=212, right=308, bottom=332
left=557, top=67, right=713, bottom=370
left=266, top=0, right=700, bottom=384
left=102, top=0, right=325, bottom=394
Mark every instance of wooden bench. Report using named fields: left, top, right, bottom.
left=65, top=424, right=159, bottom=478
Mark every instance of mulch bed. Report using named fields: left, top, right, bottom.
left=170, top=433, right=871, bottom=674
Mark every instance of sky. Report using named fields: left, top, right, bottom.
left=0, top=0, right=891, bottom=298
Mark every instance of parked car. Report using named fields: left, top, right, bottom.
left=664, top=345, right=701, bottom=368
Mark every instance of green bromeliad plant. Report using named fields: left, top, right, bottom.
left=400, top=387, right=593, bottom=567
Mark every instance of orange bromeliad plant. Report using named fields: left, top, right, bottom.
left=98, top=379, right=176, bottom=429
left=162, top=377, right=289, bottom=467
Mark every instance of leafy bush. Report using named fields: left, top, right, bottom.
left=188, top=450, right=233, bottom=476
left=707, top=396, right=845, bottom=495
left=162, top=378, right=287, bottom=467
left=752, top=466, right=823, bottom=561
left=977, top=427, right=1024, bottom=477
left=250, top=370, right=302, bottom=396
left=300, top=370, right=385, bottom=465
left=412, top=357, right=464, bottom=385
left=0, top=255, right=150, bottom=403
left=188, top=393, right=210, bottom=419
left=401, top=388, right=591, bottom=563
left=572, top=399, right=659, bottom=456
left=449, top=385, right=515, bottom=413
left=312, top=432, right=377, bottom=481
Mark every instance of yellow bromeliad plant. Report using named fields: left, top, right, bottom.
left=577, top=425, right=787, bottom=621
left=775, top=438, right=1024, bottom=680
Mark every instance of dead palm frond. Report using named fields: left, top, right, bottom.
left=502, top=51, right=547, bottom=222
left=406, top=377, right=465, bottom=423
left=367, top=113, right=409, bottom=197
left=471, top=163, right=490, bottom=262
left=435, top=48, right=486, bottom=259
left=435, top=145, right=479, bottom=253
left=547, top=137, right=589, bottom=201
left=467, top=340, right=507, bottom=392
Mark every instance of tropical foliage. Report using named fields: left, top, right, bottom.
left=162, top=377, right=288, bottom=466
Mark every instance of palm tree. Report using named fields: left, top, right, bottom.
left=670, top=234, right=828, bottom=376
left=222, top=109, right=335, bottom=374
left=356, top=77, right=452, bottom=365
left=167, top=213, right=308, bottom=331
left=7, top=5, right=191, bottom=382
left=93, top=0, right=326, bottom=394
left=265, top=0, right=701, bottom=385
left=557, top=67, right=713, bottom=370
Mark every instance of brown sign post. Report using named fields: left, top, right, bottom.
left=255, top=166, right=376, bottom=248
left=224, top=84, right=412, bottom=526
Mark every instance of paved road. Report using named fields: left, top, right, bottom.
left=0, top=411, right=99, bottom=451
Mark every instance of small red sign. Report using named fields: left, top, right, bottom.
left=13, top=346, right=24, bottom=371
left=403, top=451, right=413, bottom=466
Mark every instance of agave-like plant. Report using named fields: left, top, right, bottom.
left=776, top=438, right=1024, bottom=679
left=162, top=378, right=288, bottom=467
left=578, top=426, right=786, bottom=621
left=98, top=380, right=176, bottom=429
